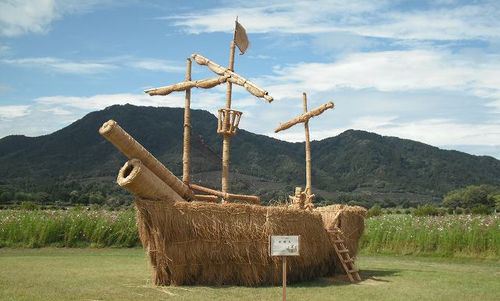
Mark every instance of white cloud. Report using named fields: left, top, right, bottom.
left=0, top=91, right=227, bottom=138
left=127, top=59, right=184, bottom=73
left=0, top=0, right=107, bottom=37
left=0, top=83, right=11, bottom=93
left=169, top=0, right=500, bottom=41
left=40, top=107, right=73, bottom=116
left=1, top=57, right=116, bottom=74
left=348, top=116, right=500, bottom=147
left=0, top=43, right=10, bottom=55
left=35, top=93, right=184, bottom=111
left=1, top=56, right=186, bottom=75
left=264, top=50, right=500, bottom=102
left=269, top=115, right=500, bottom=158
left=0, top=105, right=30, bottom=119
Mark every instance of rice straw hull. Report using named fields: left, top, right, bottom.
left=135, top=199, right=337, bottom=286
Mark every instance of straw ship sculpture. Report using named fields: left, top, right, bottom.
left=99, top=19, right=366, bottom=286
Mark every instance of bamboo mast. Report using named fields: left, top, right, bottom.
left=221, top=20, right=237, bottom=202
left=182, top=58, right=192, bottom=184
left=274, top=95, right=334, bottom=210
left=303, top=93, right=312, bottom=195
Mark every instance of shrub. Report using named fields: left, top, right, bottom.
left=471, top=204, right=492, bottom=215
left=19, top=201, right=40, bottom=211
left=413, top=204, right=439, bottom=216
left=367, top=204, right=382, bottom=217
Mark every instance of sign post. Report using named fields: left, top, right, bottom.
left=269, top=235, right=300, bottom=301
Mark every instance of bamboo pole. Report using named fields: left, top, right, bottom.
left=189, top=183, right=260, bottom=204
left=191, top=53, right=273, bottom=102
left=99, top=120, right=194, bottom=201
left=182, top=58, right=192, bottom=184
left=144, top=76, right=228, bottom=96
left=274, top=101, right=334, bottom=133
left=194, top=194, right=219, bottom=202
left=303, top=93, right=312, bottom=194
left=221, top=35, right=237, bottom=203
left=117, top=159, right=184, bottom=201
left=282, top=256, right=287, bottom=301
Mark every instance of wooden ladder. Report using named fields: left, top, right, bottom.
left=328, top=227, right=361, bottom=283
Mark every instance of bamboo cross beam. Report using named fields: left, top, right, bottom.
left=275, top=101, right=334, bottom=133
left=189, top=184, right=261, bottom=204
left=191, top=53, right=274, bottom=102
left=144, top=76, right=229, bottom=96
left=274, top=93, right=335, bottom=210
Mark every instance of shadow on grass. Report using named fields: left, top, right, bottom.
left=290, top=269, right=401, bottom=288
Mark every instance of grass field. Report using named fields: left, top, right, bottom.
left=2, top=209, right=499, bottom=259
left=362, top=214, right=499, bottom=257
left=0, top=248, right=498, bottom=301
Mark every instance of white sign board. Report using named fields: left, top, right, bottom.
left=269, top=235, right=300, bottom=256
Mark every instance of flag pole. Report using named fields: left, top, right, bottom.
left=221, top=18, right=237, bottom=202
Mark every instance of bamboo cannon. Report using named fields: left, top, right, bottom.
left=275, top=101, right=334, bottom=133
left=144, top=76, right=228, bottom=96
left=189, top=183, right=260, bottom=204
left=99, top=120, right=195, bottom=201
left=191, top=53, right=274, bottom=103
left=117, top=159, right=184, bottom=201
left=182, top=58, right=192, bottom=184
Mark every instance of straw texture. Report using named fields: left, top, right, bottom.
left=315, top=205, right=367, bottom=256
left=135, top=199, right=336, bottom=286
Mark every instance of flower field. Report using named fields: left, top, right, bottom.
left=1, top=209, right=498, bottom=258
left=361, top=214, right=500, bottom=257
left=0, top=209, right=138, bottom=248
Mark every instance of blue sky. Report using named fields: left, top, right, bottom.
left=1, top=0, right=500, bottom=158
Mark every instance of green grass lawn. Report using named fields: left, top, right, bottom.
left=0, top=248, right=498, bottom=301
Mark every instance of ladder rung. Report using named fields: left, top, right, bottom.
left=338, top=249, right=349, bottom=253
left=348, top=269, right=358, bottom=273
left=342, top=258, right=354, bottom=263
left=334, top=239, right=344, bottom=243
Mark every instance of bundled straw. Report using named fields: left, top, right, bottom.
left=135, top=199, right=336, bottom=286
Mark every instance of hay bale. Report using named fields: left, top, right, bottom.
left=315, top=205, right=367, bottom=255
left=135, top=199, right=336, bottom=286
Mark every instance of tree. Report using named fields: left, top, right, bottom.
left=442, top=185, right=498, bottom=210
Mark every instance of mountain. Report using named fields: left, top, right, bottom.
left=1, top=104, right=499, bottom=207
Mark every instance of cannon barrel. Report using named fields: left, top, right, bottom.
left=117, top=159, right=184, bottom=201
left=99, top=120, right=194, bottom=201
